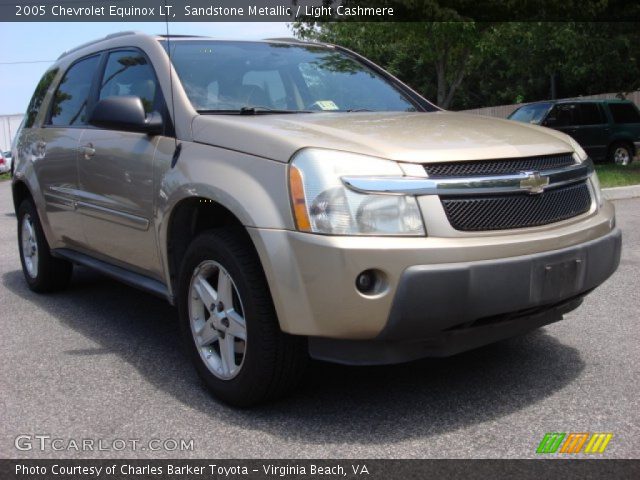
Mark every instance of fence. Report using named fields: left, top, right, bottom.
left=461, top=91, right=640, bottom=118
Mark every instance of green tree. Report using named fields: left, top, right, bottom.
left=293, top=22, right=490, bottom=109
left=292, top=21, right=640, bottom=110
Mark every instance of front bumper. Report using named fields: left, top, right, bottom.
left=248, top=202, right=620, bottom=364
left=309, top=228, right=620, bottom=364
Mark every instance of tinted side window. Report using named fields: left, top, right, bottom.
left=579, top=103, right=605, bottom=125
left=50, top=56, right=100, bottom=126
left=609, top=103, right=640, bottom=124
left=547, top=103, right=579, bottom=127
left=25, top=68, right=59, bottom=128
left=99, top=50, right=158, bottom=113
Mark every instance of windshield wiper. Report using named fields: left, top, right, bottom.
left=197, top=107, right=312, bottom=115
left=239, top=106, right=313, bottom=115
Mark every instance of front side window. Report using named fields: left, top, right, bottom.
left=165, top=41, right=422, bottom=113
left=546, top=103, right=579, bottom=127
left=99, top=50, right=159, bottom=113
left=608, top=103, right=640, bottom=124
left=49, top=56, right=100, bottom=126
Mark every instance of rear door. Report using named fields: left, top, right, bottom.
left=35, top=55, right=101, bottom=249
left=607, top=102, right=640, bottom=154
left=572, top=103, right=609, bottom=161
left=76, top=49, right=170, bottom=279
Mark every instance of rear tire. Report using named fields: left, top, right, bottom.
left=17, top=199, right=73, bottom=292
left=177, top=228, right=307, bottom=407
left=608, top=142, right=633, bottom=166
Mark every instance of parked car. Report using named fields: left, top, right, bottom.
left=12, top=33, right=621, bottom=406
left=0, top=151, right=11, bottom=174
left=509, top=99, right=640, bottom=165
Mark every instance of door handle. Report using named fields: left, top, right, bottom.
left=79, top=143, right=95, bottom=159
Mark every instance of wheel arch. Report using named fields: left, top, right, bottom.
left=12, top=179, right=36, bottom=213
left=163, top=195, right=262, bottom=299
left=608, top=137, right=636, bottom=156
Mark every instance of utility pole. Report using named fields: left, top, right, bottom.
left=550, top=73, right=557, bottom=100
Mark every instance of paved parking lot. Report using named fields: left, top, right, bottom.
left=0, top=179, right=638, bottom=459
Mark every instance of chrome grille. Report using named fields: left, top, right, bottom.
left=424, top=153, right=576, bottom=177
left=441, top=182, right=592, bottom=231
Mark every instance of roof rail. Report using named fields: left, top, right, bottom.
left=156, top=34, right=205, bottom=38
left=264, top=37, right=316, bottom=44
left=57, top=31, right=143, bottom=60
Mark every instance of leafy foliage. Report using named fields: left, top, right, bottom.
left=292, top=21, right=640, bottom=110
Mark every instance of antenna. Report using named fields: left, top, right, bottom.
left=164, top=0, right=181, bottom=166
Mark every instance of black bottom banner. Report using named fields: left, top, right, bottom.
left=1, top=459, right=638, bottom=480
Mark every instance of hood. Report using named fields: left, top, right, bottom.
left=191, top=111, right=575, bottom=163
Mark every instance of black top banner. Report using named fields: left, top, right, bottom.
left=2, top=0, right=640, bottom=22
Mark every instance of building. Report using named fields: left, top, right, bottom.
left=1, top=114, right=24, bottom=152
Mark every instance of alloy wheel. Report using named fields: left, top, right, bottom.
left=21, top=213, right=39, bottom=278
left=614, top=147, right=631, bottom=166
left=188, top=260, right=247, bottom=380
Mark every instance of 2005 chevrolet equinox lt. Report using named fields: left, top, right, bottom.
left=12, top=32, right=621, bottom=406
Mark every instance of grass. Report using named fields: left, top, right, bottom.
left=0, top=172, right=10, bottom=182
left=595, top=161, right=640, bottom=188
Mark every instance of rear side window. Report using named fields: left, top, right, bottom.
left=608, top=103, right=640, bottom=124
left=579, top=103, right=605, bottom=125
left=49, top=56, right=100, bottom=126
left=25, top=68, right=59, bottom=128
left=99, top=50, right=159, bottom=113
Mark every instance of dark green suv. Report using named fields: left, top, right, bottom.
left=509, top=99, right=640, bottom=165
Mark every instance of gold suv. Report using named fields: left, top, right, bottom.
left=12, top=33, right=621, bottom=406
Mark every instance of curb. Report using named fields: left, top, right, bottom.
left=602, top=185, right=640, bottom=201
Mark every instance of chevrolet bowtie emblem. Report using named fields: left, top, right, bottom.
left=520, top=171, right=550, bottom=194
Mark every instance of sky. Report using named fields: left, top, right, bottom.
left=0, top=22, right=292, bottom=115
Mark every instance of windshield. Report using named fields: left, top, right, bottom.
left=508, top=103, right=553, bottom=124
left=163, top=40, right=420, bottom=113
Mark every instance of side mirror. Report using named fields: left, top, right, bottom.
left=543, top=117, right=557, bottom=127
left=89, top=96, right=163, bottom=135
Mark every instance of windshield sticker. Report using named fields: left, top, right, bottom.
left=313, top=100, right=339, bottom=111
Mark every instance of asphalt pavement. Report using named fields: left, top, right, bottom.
left=0, top=179, right=638, bottom=459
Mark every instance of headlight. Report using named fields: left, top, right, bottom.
left=590, top=168, right=604, bottom=207
left=289, top=149, right=425, bottom=236
left=567, top=136, right=588, bottom=162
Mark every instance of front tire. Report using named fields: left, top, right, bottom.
left=17, top=199, right=73, bottom=292
left=177, top=228, right=307, bottom=407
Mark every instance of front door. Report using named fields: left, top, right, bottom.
left=77, top=49, right=168, bottom=278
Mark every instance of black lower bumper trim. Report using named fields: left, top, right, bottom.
left=379, top=228, right=621, bottom=341
left=309, top=296, right=582, bottom=365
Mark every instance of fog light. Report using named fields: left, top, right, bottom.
left=356, top=270, right=377, bottom=294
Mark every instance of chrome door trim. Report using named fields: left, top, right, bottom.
left=75, top=201, right=150, bottom=231
left=342, top=159, right=594, bottom=196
